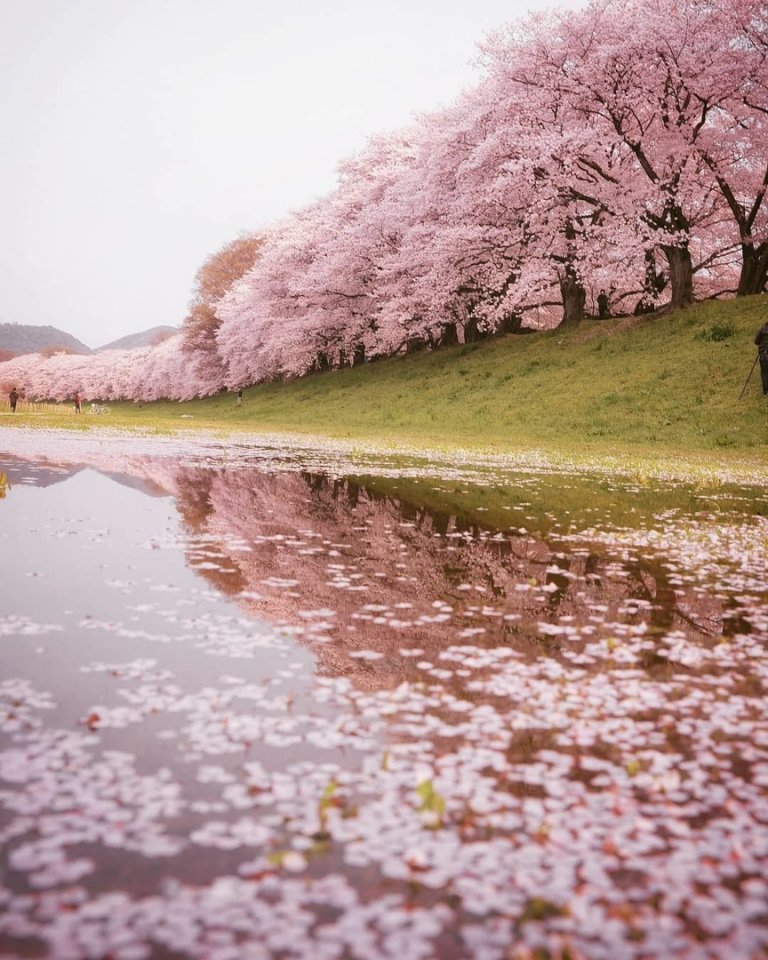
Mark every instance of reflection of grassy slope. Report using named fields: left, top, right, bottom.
left=351, top=470, right=768, bottom=539
left=7, top=297, right=768, bottom=455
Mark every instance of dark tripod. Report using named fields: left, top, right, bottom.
left=739, top=353, right=759, bottom=399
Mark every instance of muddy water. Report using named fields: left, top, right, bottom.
left=0, top=436, right=766, bottom=959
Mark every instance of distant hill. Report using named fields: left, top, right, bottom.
left=0, top=323, right=92, bottom=355
left=97, top=326, right=178, bottom=351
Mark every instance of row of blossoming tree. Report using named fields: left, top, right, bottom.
left=2, top=0, right=766, bottom=403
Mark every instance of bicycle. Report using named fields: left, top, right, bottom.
left=89, top=403, right=111, bottom=415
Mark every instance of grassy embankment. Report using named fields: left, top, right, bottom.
left=3, top=297, right=767, bottom=460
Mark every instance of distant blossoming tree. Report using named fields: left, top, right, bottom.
left=182, top=233, right=263, bottom=385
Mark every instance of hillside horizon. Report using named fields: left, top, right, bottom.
left=0, top=322, right=91, bottom=356
left=0, top=321, right=179, bottom=356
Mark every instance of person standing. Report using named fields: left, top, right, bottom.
left=74, top=392, right=82, bottom=414
left=236, top=389, right=243, bottom=407
left=755, top=321, right=768, bottom=395
left=9, top=388, right=18, bottom=412
left=597, top=289, right=610, bottom=319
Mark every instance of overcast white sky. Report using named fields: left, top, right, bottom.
left=1, top=0, right=567, bottom=349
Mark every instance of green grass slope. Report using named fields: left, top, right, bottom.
left=6, top=297, right=768, bottom=457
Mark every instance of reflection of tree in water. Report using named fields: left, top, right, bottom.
left=173, top=468, right=249, bottom=594
left=167, top=466, right=725, bottom=688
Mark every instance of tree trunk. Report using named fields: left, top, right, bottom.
left=353, top=343, right=366, bottom=366
left=405, top=336, right=427, bottom=354
left=438, top=322, right=459, bottom=347
left=463, top=316, right=482, bottom=342
left=559, top=274, right=586, bottom=326
left=661, top=245, right=693, bottom=309
left=737, top=242, right=768, bottom=296
left=644, top=249, right=667, bottom=298
left=496, top=314, right=523, bottom=335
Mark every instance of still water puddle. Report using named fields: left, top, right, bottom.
left=0, top=434, right=767, bottom=959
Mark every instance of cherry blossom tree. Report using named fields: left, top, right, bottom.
left=480, top=0, right=767, bottom=308
left=217, top=132, right=424, bottom=383
left=684, top=0, right=768, bottom=294
left=182, top=233, right=263, bottom=384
